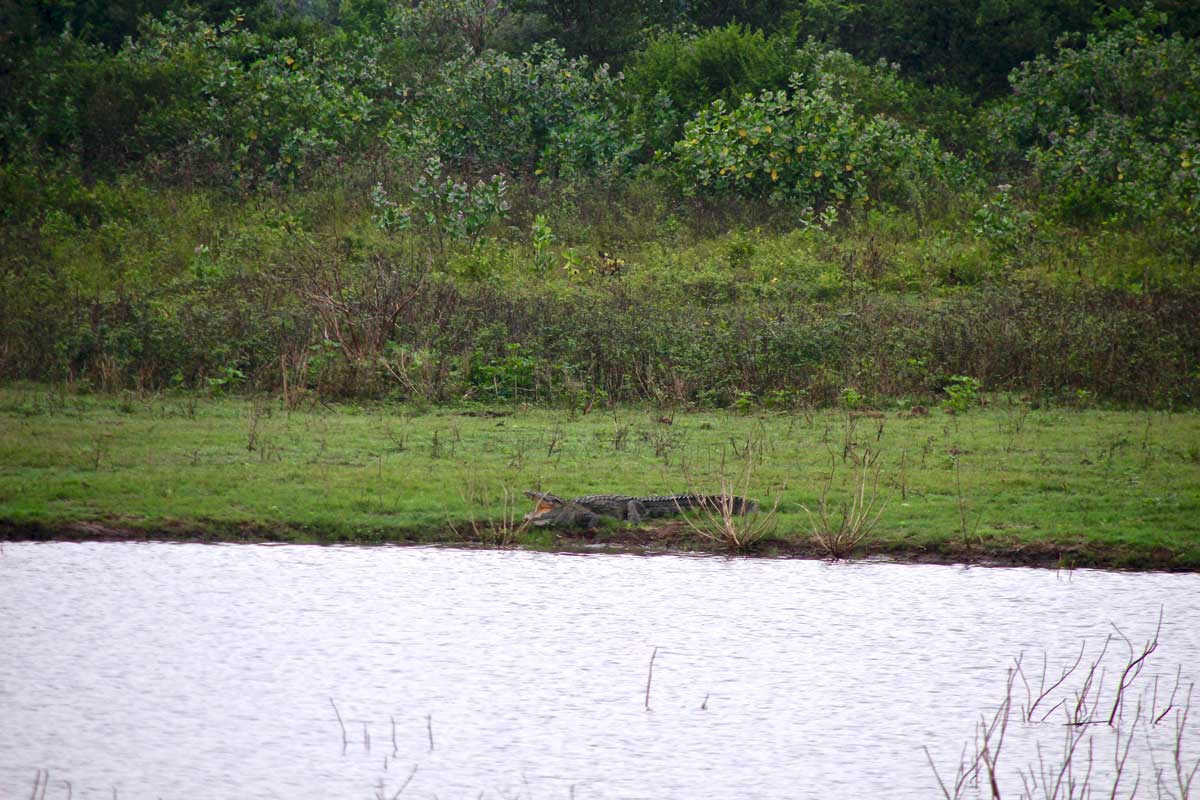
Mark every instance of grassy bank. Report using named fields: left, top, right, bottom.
left=2, top=385, right=1198, bottom=570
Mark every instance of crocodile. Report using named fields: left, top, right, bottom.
left=523, top=490, right=758, bottom=529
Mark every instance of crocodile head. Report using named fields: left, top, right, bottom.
left=523, top=491, right=567, bottom=526
left=522, top=491, right=595, bottom=528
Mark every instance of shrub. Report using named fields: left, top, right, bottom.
left=669, top=73, right=966, bottom=210
left=127, top=14, right=380, bottom=184
left=985, top=14, right=1200, bottom=254
left=2, top=13, right=388, bottom=186
left=625, top=32, right=966, bottom=154
left=624, top=24, right=798, bottom=149
left=406, top=43, right=635, bottom=178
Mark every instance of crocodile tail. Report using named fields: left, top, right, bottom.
left=689, top=495, right=758, bottom=515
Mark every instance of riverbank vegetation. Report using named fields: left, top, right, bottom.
left=3, top=0, right=1199, bottom=564
left=2, top=387, right=1197, bottom=569
left=2, top=0, right=1199, bottom=409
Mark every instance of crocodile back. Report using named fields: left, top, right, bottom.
left=525, top=490, right=757, bottom=526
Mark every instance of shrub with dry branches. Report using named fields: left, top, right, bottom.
left=802, top=448, right=887, bottom=559
left=299, top=245, right=431, bottom=370
left=926, top=612, right=1199, bottom=800
left=447, top=482, right=530, bottom=547
left=679, top=442, right=781, bottom=552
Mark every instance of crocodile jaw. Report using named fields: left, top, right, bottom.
left=524, top=500, right=560, bottom=526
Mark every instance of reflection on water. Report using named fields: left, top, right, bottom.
left=1, top=543, right=1197, bottom=799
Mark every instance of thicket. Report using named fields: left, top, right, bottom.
left=1, top=1, right=1198, bottom=408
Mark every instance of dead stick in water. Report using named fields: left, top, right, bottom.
left=645, top=647, right=658, bottom=710
left=426, top=713, right=434, bottom=752
left=329, top=698, right=348, bottom=748
left=391, top=715, right=398, bottom=755
left=391, top=764, right=419, bottom=799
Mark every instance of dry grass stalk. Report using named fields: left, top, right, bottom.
left=448, top=482, right=530, bottom=547
left=928, top=613, right=1198, bottom=800
left=802, top=450, right=887, bottom=559
left=679, top=446, right=781, bottom=552
left=329, top=697, right=348, bottom=751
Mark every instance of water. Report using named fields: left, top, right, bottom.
left=1, top=543, right=1197, bottom=799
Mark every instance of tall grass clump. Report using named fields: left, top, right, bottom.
left=802, top=448, right=887, bottom=559
left=680, top=441, right=780, bottom=552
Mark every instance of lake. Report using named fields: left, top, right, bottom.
left=1, top=543, right=1197, bottom=799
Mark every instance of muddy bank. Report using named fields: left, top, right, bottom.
left=3, top=517, right=1195, bottom=573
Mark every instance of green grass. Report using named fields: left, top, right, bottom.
left=2, top=384, right=1199, bottom=569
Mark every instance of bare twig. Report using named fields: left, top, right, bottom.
left=645, top=647, right=658, bottom=711
left=448, top=482, right=530, bottom=547
left=977, top=667, right=1015, bottom=799
left=1107, top=608, right=1162, bottom=726
left=923, top=744, right=975, bottom=800
left=391, top=764, right=419, bottom=799
left=930, top=615, right=1195, bottom=800
left=1018, top=642, right=1087, bottom=722
left=1171, top=684, right=1199, bottom=800
left=329, top=697, right=348, bottom=749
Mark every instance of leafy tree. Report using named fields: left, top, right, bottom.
left=780, top=0, right=1200, bottom=96
left=385, top=0, right=512, bottom=55
left=1, top=12, right=395, bottom=185
left=625, top=23, right=798, bottom=150
left=669, top=72, right=967, bottom=209
left=986, top=12, right=1199, bottom=255
left=405, top=43, right=635, bottom=178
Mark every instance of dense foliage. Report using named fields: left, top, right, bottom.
left=1, top=0, right=1198, bottom=407
left=669, top=73, right=966, bottom=209
left=988, top=14, right=1200, bottom=257
left=405, top=43, right=633, bottom=177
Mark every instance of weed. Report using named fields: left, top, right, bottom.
left=679, top=450, right=780, bottom=552
left=610, top=418, right=631, bottom=451
left=802, top=448, right=887, bottom=559
left=448, top=482, right=529, bottom=547
left=927, top=613, right=1197, bottom=800
left=1000, top=397, right=1032, bottom=454
left=941, top=376, right=981, bottom=414
left=953, top=455, right=983, bottom=547
left=644, top=426, right=684, bottom=465
left=86, top=434, right=111, bottom=471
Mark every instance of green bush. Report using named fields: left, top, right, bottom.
left=625, top=31, right=971, bottom=154
left=373, top=156, right=511, bottom=252
left=406, top=43, right=635, bottom=178
left=669, top=73, right=967, bottom=210
left=986, top=15, right=1200, bottom=253
left=624, top=25, right=798, bottom=149
left=2, top=13, right=388, bottom=186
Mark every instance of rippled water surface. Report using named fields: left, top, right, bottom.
left=1, top=543, right=1198, bottom=799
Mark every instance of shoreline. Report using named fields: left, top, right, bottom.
left=3, top=518, right=1193, bottom=573
left=4, top=391, right=1198, bottom=576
